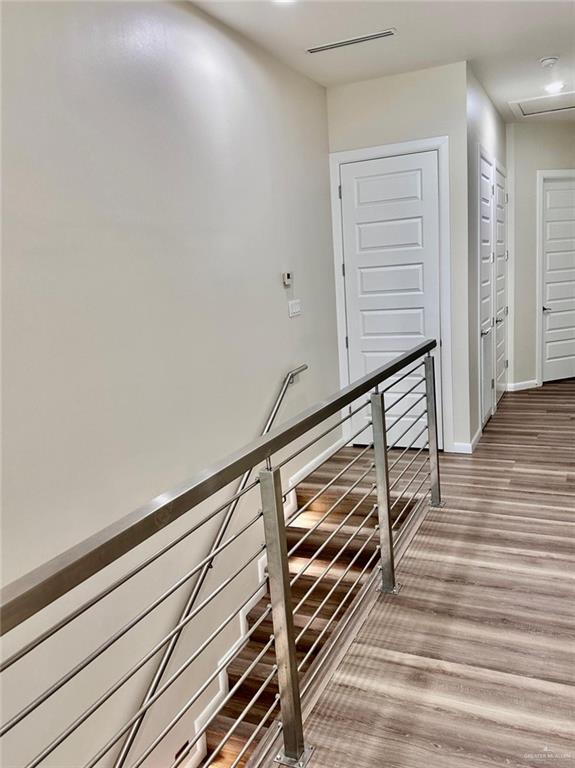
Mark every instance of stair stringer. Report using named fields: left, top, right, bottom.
left=183, top=554, right=269, bottom=768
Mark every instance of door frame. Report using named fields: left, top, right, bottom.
left=476, top=146, right=508, bottom=429
left=495, top=160, right=508, bottom=405
left=477, top=144, right=496, bottom=427
left=329, top=135, right=454, bottom=452
left=536, top=169, right=575, bottom=386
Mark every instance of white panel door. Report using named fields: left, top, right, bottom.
left=542, top=177, right=575, bottom=382
left=494, top=167, right=508, bottom=402
left=479, top=151, right=495, bottom=425
left=340, top=150, right=442, bottom=448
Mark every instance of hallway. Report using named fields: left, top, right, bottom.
left=303, top=380, right=575, bottom=768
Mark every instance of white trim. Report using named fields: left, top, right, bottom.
left=285, top=434, right=348, bottom=502
left=181, top=431, right=354, bottom=768
left=536, top=169, right=575, bottom=386
left=495, top=159, right=508, bottom=409
left=184, top=434, right=347, bottom=768
left=329, top=163, right=351, bottom=403
left=186, top=554, right=268, bottom=768
left=477, top=144, right=496, bottom=428
left=329, top=136, right=454, bottom=452
left=506, top=125, right=516, bottom=386
left=283, top=434, right=349, bottom=517
left=476, top=147, right=508, bottom=439
left=507, top=379, right=539, bottom=392
left=450, top=425, right=482, bottom=454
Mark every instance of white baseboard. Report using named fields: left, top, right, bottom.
left=507, top=380, right=539, bottom=392
left=208, top=434, right=350, bottom=755
left=183, top=439, right=345, bottom=767
left=447, top=378, right=541, bottom=456
left=449, top=425, right=482, bottom=455
left=186, top=554, right=267, bottom=768
left=283, top=434, right=348, bottom=517
left=287, top=434, right=348, bottom=489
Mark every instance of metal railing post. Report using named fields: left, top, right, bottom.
left=259, top=467, right=313, bottom=768
left=424, top=354, right=442, bottom=506
left=370, top=392, right=397, bottom=593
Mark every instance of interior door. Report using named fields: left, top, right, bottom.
left=340, top=150, right=442, bottom=448
left=494, top=167, right=508, bottom=402
left=479, top=151, right=495, bottom=426
left=542, top=176, right=575, bottom=382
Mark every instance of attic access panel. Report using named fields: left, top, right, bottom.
left=509, top=91, right=575, bottom=119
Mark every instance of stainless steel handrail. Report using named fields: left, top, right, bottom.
left=1, top=339, right=442, bottom=768
left=113, top=363, right=308, bottom=768
left=0, top=514, right=265, bottom=738
left=0, top=479, right=261, bottom=673
left=0, top=339, right=435, bottom=632
left=20, top=557, right=268, bottom=768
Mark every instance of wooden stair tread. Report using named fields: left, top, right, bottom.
left=206, top=715, right=259, bottom=767
left=286, top=525, right=378, bottom=557
left=198, top=445, right=421, bottom=767
left=219, top=692, right=277, bottom=726
left=288, top=556, right=373, bottom=584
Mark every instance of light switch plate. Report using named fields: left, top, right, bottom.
left=288, top=299, right=302, bottom=318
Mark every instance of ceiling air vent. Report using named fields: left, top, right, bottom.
left=509, top=90, right=575, bottom=119
left=307, top=28, right=396, bottom=54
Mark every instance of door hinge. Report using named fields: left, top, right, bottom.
left=341, top=262, right=345, bottom=277
left=505, top=249, right=509, bottom=261
left=505, top=305, right=509, bottom=316
left=505, top=360, right=509, bottom=369
left=491, top=184, right=495, bottom=196
left=491, top=378, right=495, bottom=390
left=345, top=335, right=349, bottom=349
left=338, top=184, right=342, bottom=200
left=505, top=192, right=509, bottom=204
left=490, top=252, right=495, bottom=263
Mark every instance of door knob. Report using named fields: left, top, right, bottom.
left=543, top=306, right=552, bottom=313
left=496, top=317, right=504, bottom=325
left=481, top=329, right=490, bottom=337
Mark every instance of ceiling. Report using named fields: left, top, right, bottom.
left=196, top=0, right=575, bottom=122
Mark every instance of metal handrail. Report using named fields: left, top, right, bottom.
left=1, top=339, right=442, bottom=768
left=113, top=362, right=308, bottom=768
left=0, top=339, right=435, bottom=632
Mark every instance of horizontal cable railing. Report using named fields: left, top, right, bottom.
left=113, top=363, right=309, bottom=768
left=0, top=339, right=441, bottom=768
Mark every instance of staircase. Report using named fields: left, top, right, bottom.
left=203, top=445, right=424, bottom=767
left=0, top=343, right=440, bottom=768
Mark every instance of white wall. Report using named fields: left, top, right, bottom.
left=507, top=122, right=575, bottom=386
left=466, top=67, right=507, bottom=437
left=1, top=2, right=338, bottom=765
left=327, top=62, right=471, bottom=448
left=2, top=0, right=338, bottom=586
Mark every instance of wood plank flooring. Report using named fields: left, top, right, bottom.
left=303, top=380, right=575, bottom=768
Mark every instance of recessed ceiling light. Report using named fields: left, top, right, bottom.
left=545, top=80, right=565, bottom=95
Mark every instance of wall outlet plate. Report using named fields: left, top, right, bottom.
left=288, top=299, right=302, bottom=318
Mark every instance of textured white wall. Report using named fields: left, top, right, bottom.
left=2, top=0, right=338, bottom=585
left=327, top=62, right=471, bottom=447
left=1, top=2, right=338, bottom=765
